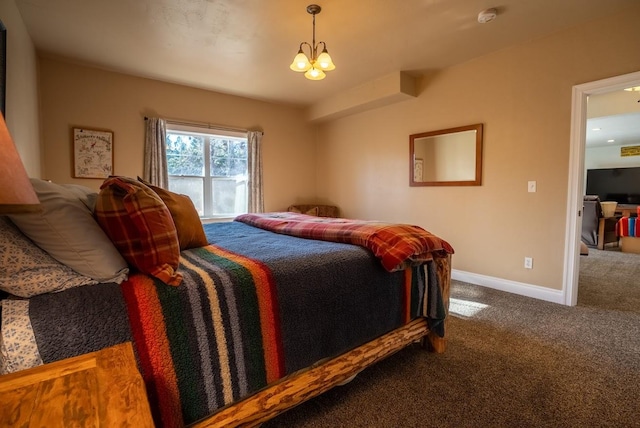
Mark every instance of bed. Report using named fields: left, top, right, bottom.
left=0, top=177, right=453, bottom=427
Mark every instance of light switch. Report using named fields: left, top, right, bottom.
left=528, top=181, right=537, bottom=193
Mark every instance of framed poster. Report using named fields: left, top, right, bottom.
left=621, top=145, right=640, bottom=157
left=73, top=128, right=114, bottom=178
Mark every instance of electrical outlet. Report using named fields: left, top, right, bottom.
left=528, top=181, right=537, bottom=193
left=524, top=257, right=533, bottom=269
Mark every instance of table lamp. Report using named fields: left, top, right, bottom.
left=0, top=113, right=40, bottom=213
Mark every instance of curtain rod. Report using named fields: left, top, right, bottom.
left=144, top=116, right=263, bottom=135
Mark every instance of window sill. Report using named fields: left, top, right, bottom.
left=201, top=217, right=235, bottom=224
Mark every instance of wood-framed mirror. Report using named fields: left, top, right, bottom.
left=410, top=123, right=483, bottom=186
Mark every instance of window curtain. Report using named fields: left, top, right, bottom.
left=247, top=130, right=264, bottom=213
left=143, top=117, right=168, bottom=188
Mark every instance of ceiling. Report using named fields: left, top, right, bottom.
left=14, top=0, right=639, bottom=108
left=586, top=111, right=640, bottom=148
left=586, top=88, right=640, bottom=149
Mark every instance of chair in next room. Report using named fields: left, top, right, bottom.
left=581, top=195, right=619, bottom=250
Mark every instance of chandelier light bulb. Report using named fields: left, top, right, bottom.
left=290, top=50, right=312, bottom=72
left=304, top=66, right=326, bottom=80
left=316, top=48, right=335, bottom=71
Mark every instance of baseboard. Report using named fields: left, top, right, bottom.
left=451, top=269, right=565, bottom=305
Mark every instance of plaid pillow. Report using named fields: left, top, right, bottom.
left=95, top=177, right=182, bottom=286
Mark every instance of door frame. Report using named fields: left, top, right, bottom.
left=563, top=70, right=640, bottom=306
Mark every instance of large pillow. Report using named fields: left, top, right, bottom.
left=137, top=177, right=207, bottom=250
left=0, top=216, right=97, bottom=297
left=61, top=183, right=98, bottom=212
left=95, top=176, right=182, bottom=286
left=8, top=179, right=129, bottom=284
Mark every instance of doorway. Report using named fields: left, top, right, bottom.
left=563, top=70, right=640, bottom=306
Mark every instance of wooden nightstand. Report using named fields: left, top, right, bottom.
left=0, top=342, right=154, bottom=427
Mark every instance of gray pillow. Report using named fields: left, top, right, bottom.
left=8, top=179, right=128, bottom=284
left=61, top=183, right=98, bottom=212
left=0, top=216, right=97, bottom=297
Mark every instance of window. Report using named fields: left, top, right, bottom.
left=166, top=125, right=248, bottom=219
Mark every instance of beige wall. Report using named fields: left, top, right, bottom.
left=38, top=58, right=316, bottom=212
left=315, top=3, right=640, bottom=291
left=0, top=0, right=41, bottom=176
left=19, top=2, right=640, bottom=294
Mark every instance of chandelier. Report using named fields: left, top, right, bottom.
left=289, top=4, right=336, bottom=81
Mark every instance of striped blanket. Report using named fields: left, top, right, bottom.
left=616, top=217, right=639, bottom=237
left=235, top=212, right=454, bottom=272
left=121, top=244, right=284, bottom=427
left=122, top=244, right=437, bottom=427
left=12, top=222, right=446, bottom=428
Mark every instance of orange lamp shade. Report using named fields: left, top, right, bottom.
left=0, top=114, right=40, bottom=214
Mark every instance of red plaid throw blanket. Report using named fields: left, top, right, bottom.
left=235, top=212, right=454, bottom=272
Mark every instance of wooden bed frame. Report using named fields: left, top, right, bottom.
left=191, top=255, right=451, bottom=428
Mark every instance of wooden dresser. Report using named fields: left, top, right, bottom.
left=0, top=342, right=154, bottom=427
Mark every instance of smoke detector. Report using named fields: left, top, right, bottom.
left=478, top=8, right=497, bottom=24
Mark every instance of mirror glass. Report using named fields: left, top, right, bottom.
left=410, top=123, right=483, bottom=186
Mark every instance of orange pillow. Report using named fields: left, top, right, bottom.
left=95, top=176, right=182, bottom=286
left=138, top=178, right=208, bottom=250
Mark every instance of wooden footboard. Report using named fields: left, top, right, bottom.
left=190, top=255, right=451, bottom=428
left=190, top=318, right=431, bottom=428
